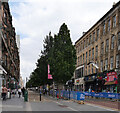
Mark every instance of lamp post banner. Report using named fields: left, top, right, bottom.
left=48, top=64, right=53, bottom=79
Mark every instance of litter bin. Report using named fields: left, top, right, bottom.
left=24, top=90, right=28, bottom=102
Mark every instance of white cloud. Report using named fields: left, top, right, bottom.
left=9, top=0, right=119, bottom=80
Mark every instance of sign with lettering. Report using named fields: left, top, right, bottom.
left=107, top=72, right=117, bottom=76
left=107, top=75, right=117, bottom=82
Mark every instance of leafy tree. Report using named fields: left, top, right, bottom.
left=27, top=23, right=76, bottom=90
left=52, top=23, right=76, bottom=84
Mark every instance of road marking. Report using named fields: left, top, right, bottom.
left=86, top=103, right=115, bottom=111
left=55, top=101, right=63, bottom=105
left=53, top=101, right=78, bottom=111
left=67, top=107, right=78, bottom=111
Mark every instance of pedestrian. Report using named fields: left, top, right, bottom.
left=12, top=89, right=15, bottom=97
left=7, top=89, right=11, bottom=99
left=40, top=90, right=42, bottom=101
left=18, top=88, right=22, bottom=98
left=21, top=87, right=25, bottom=97
left=2, top=85, right=7, bottom=100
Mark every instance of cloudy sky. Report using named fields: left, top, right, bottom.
left=8, top=0, right=119, bottom=81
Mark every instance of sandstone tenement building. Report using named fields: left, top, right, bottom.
left=75, top=2, right=120, bottom=93
left=0, top=1, right=20, bottom=88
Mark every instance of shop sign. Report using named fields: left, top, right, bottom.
left=107, top=72, right=117, bottom=76
left=75, top=79, right=79, bottom=85
left=85, top=75, right=96, bottom=81
left=75, top=78, right=84, bottom=85
left=107, top=75, right=117, bottom=82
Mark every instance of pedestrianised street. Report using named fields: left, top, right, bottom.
left=0, top=90, right=119, bottom=112
left=0, top=0, right=120, bottom=113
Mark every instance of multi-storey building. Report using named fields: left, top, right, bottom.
left=0, top=1, right=20, bottom=90
left=75, top=2, right=120, bottom=93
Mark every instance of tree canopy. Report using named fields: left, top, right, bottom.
left=27, top=23, right=76, bottom=88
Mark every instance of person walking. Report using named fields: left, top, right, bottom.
left=7, top=88, right=11, bottom=99
left=18, top=88, right=22, bottom=98
left=2, top=85, right=7, bottom=100
left=21, top=87, right=25, bottom=97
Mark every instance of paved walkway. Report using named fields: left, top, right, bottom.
left=85, top=98, right=120, bottom=111
left=1, top=90, right=119, bottom=111
left=28, top=90, right=51, bottom=102
left=2, top=94, right=25, bottom=111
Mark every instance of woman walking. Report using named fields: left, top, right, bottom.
left=18, top=88, right=22, bottom=98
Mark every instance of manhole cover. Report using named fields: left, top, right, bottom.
left=58, top=105, right=68, bottom=107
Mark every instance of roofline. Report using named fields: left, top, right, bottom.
left=75, top=1, right=120, bottom=45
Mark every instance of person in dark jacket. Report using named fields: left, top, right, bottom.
left=21, top=87, right=25, bottom=97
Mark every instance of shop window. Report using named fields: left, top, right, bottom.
left=113, top=15, right=116, bottom=28
left=116, top=55, right=119, bottom=68
left=111, top=35, right=115, bottom=49
left=110, top=57, right=114, bottom=70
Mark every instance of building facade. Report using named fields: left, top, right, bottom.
left=0, top=1, right=20, bottom=90
left=75, top=2, right=120, bottom=93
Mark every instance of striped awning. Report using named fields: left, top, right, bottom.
left=104, top=80, right=118, bottom=85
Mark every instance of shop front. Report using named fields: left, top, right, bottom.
left=75, top=77, right=84, bottom=91
left=84, top=74, right=96, bottom=92
left=104, top=72, right=118, bottom=93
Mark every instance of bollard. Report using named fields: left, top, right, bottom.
left=40, top=94, right=41, bottom=101
left=24, top=90, right=28, bottom=102
left=40, top=90, right=42, bottom=101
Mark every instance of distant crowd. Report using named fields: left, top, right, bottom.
left=1, top=85, right=26, bottom=101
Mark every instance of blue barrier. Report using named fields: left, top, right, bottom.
left=50, top=90, right=120, bottom=100
left=84, top=92, right=120, bottom=99
left=77, top=92, right=85, bottom=100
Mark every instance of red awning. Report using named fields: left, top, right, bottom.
left=104, top=80, right=118, bottom=85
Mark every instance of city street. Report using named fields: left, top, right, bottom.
left=0, top=90, right=119, bottom=112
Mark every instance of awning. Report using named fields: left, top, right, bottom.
left=0, top=65, right=7, bottom=74
left=104, top=81, right=118, bottom=85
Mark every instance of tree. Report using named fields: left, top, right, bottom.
left=52, top=23, right=76, bottom=84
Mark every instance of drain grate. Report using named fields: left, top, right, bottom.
left=58, top=105, right=68, bottom=107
